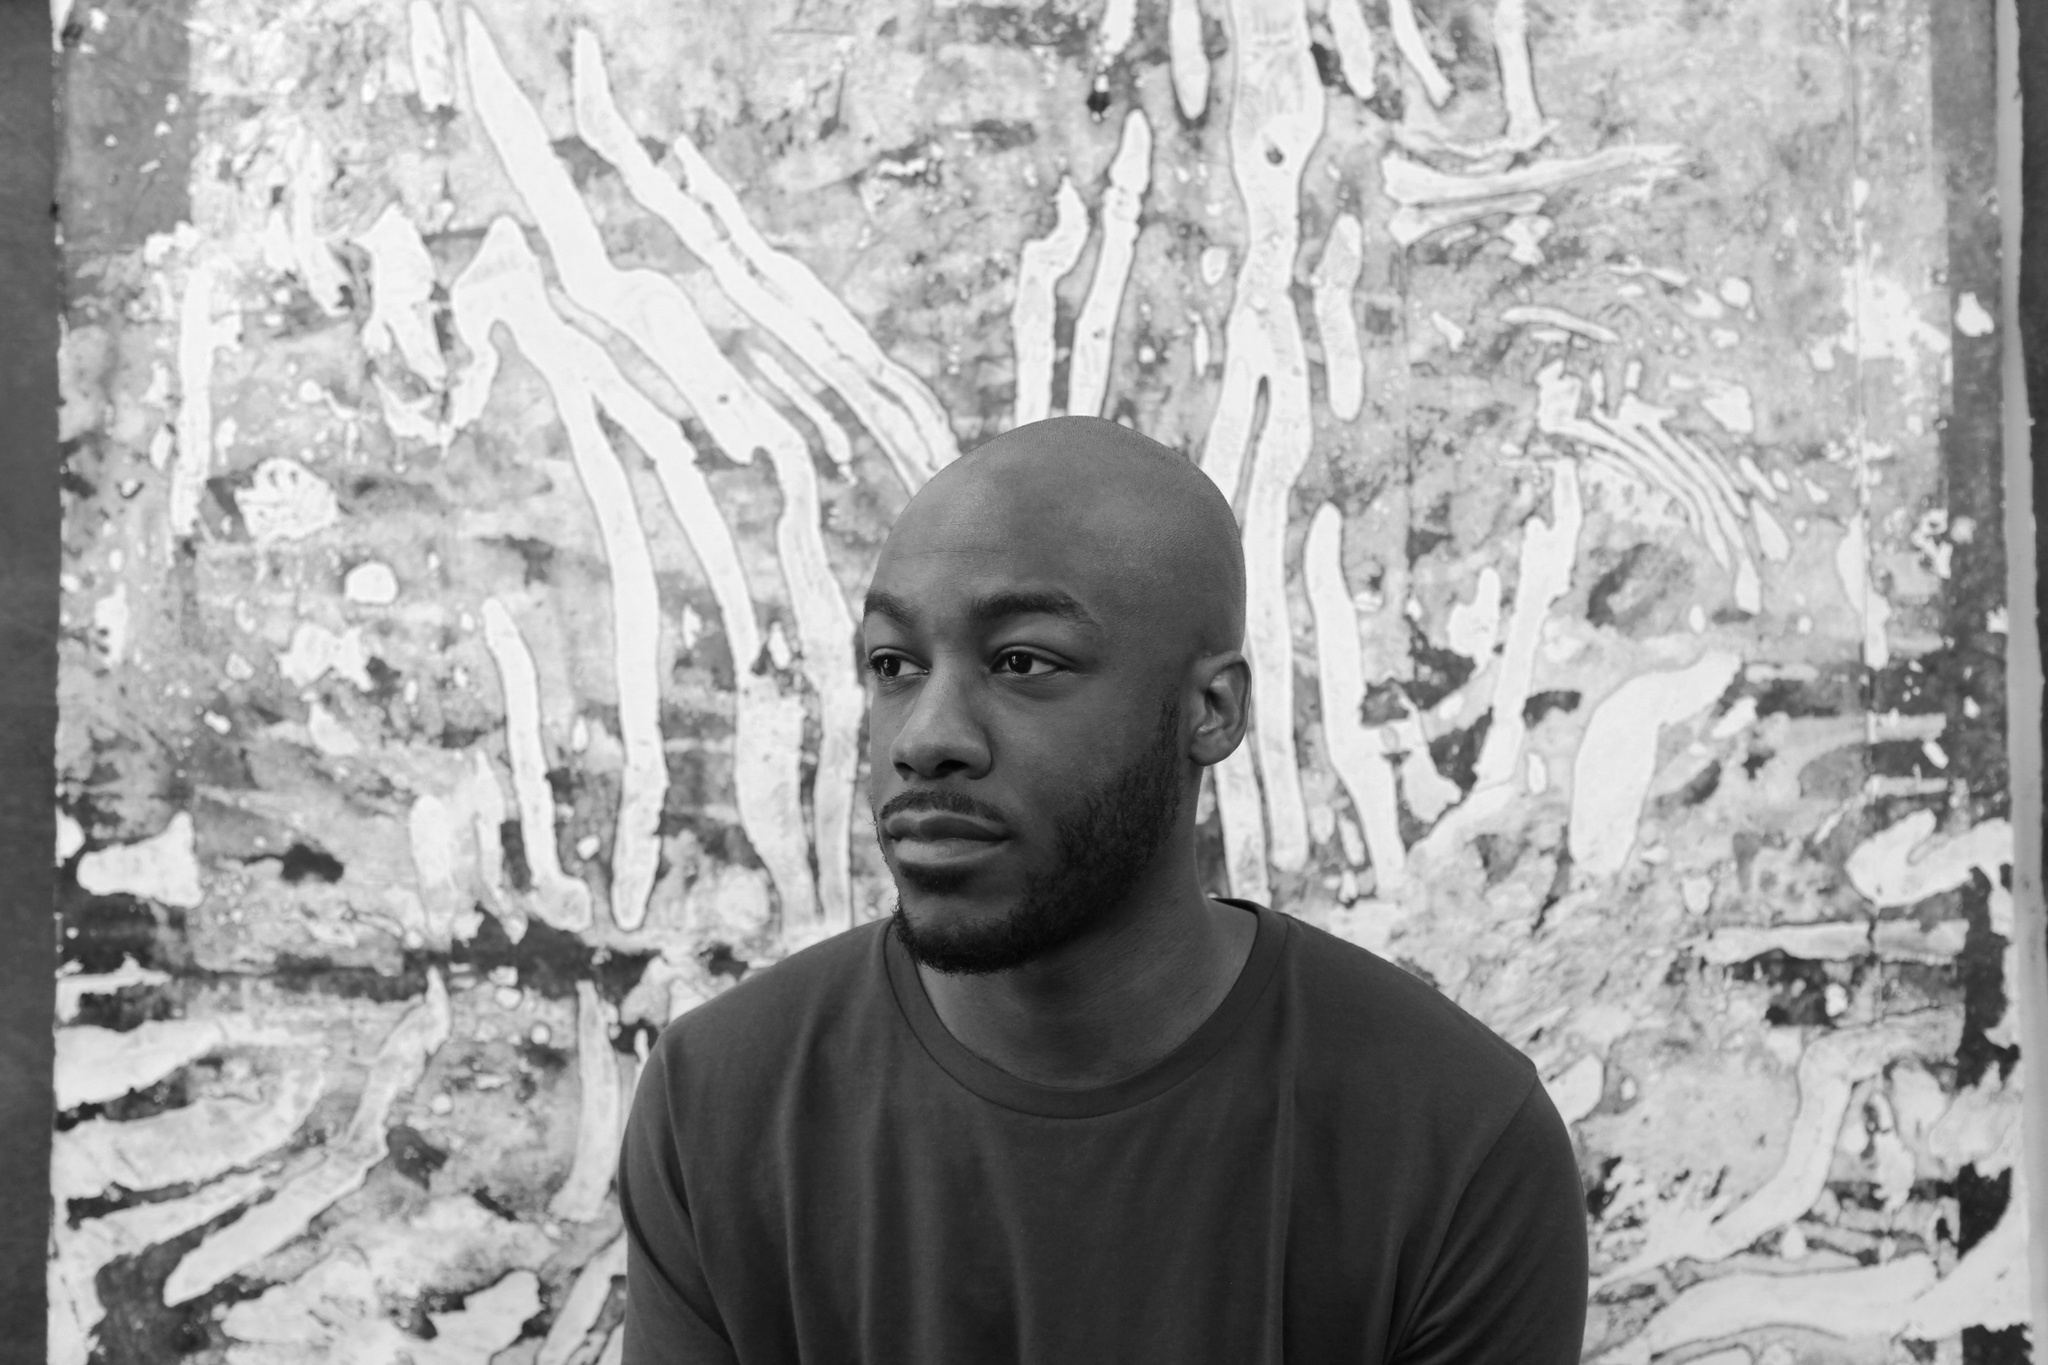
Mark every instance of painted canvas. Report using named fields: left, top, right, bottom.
left=49, top=0, right=2029, bottom=1358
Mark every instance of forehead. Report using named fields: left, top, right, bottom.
left=868, top=473, right=1146, bottom=619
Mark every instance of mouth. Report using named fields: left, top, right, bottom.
left=882, top=811, right=1010, bottom=870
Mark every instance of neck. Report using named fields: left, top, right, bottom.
left=914, top=859, right=1258, bottom=1090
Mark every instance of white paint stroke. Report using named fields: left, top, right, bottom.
left=1545, top=1054, right=1604, bottom=1126
left=408, top=792, right=469, bottom=941
left=1833, top=513, right=1894, bottom=669
left=50, top=1172, right=267, bottom=1365
left=235, top=457, right=341, bottom=544
left=1441, top=582, right=1494, bottom=652
left=1899, top=1177, right=2032, bottom=1337
left=1097, top=0, right=1137, bottom=60
left=1493, top=0, right=1546, bottom=148
left=758, top=563, right=860, bottom=929
left=547, top=982, right=623, bottom=1222
left=1213, top=745, right=1270, bottom=904
left=307, top=701, right=363, bottom=757
left=1701, top=1012, right=1956, bottom=1258
left=375, top=373, right=449, bottom=446
left=1199, top=0, right=1324, bottom=874
left=54, top=957, right=170, bottom=1024
left=56, top=1016, right=286, bottom=1111
left=567, top=27, right=954, bottom=490
left=1567, top=652, right=1740, bottom=877
left=344, top=561, right=400, bottom=605
left=1602, top=1257, right=1938, bottom=1365
left=1500, top=303, right=1617, bottom=343
left=164, top=971, right=452, bottom=1305
left=750, top=348, right=852, bottom=479
left=1836, top=262, right=1950, bottom=368
left=1598, top=1010, right=1958, bottom=1289
left=1472, top=460, right=1580, bottom=790
left=75, top=811, right=204, bottom=907
left=1751, top=500, right=1791, bottom=562
left=1610, top=398, right=1761, bottom=613
left=225, top=1260, right=541, bottom=1365
left=1388, top=189, right=1546, bottom=248
left=1168, top=0, right=1211, bottom=118
left=1845, top=809, right=2012, bottom=908
left=463, top=748, right=516, bottom=929
left=1310, top=214, right=1366, bottom=421
left=407, top=0, right=455, bottom=112
left=453, top=219, right=820, bottom=929
left=284, top=128, right=350, bottom=315
left=536, top=1235, right=626, bottom=1365
left=479, top=597, right=596, bottom=933
left=56, top=807, right=84, bottom=864
left=1692, top=920, right=1967, bottom=966
left=477, top=26, right=853, bottom=927
left=169, top=258, right=223, bottom=540
left=1953, top=290, right=1996, bottom=338
left=1387, top=0, right=1452, bottom=106
left=1384, top=143, right=1687, bottom=207
left=93, top=585, right=129, bottom=665
left=278, top=621, right=374, bottom=690
left=1304, top=504, right=1405, bottom=891
left=53, top=1062, right=324, bottom=1200
left=1700, top=381, right=1754, bottom=435
left=735, top=670, right=819, bottom=933
left=748, top=350, right=863, bottom=928
left=1327, top=0, right=1377, bottom=99
left=1068, top=109, right=1152, bottom=418
left=1010, top=177, right=1091, bottom=428
left=353, top=204, right=446, bottom=386
left=1383, top=143, right=1684, bottom=245
left=1538, top=366, right=1759, bottom=616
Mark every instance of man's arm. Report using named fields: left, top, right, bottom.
left=617, top=1042, right=741, bottom=1365
left=1392, top=1077, right=1590, bottom=1364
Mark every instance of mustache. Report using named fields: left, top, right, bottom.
left=875, top=788, right=1010, bottom=830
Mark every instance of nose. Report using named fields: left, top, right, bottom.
left=885, top=662, right=991, bottom=782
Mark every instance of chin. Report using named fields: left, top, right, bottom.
left=891, top=879, right=1008, bottom=934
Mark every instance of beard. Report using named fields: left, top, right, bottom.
left=886, top=697, right=1185, bottom=976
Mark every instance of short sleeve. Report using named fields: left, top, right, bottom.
left=617, top=1041, right=742, bottom=1365
left=1391, top=1077, right=1590, bottom=1365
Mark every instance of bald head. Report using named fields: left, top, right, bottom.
left=862, top=417, right=1253, bottom=974
left=884, top=417, right=1245, bottom=661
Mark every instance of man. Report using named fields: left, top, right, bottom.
left=618, top=417, right=1588, bottom=1363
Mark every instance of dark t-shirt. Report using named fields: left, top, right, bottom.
left=617, top=901, right=1589, bottom=1364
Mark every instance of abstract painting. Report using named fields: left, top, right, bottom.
left=49, top=0, right=2028, bottom=1358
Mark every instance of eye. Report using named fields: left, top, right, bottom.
left=994, top=650, right=1058, bottom=677
left=866, top=652, right=925, bottom=682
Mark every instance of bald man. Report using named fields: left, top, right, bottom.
left=619, top=418, right=1588, bottom=1364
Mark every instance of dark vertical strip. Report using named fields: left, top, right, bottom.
left=2020, top=0, right=2048, bottom=775
left=2009, top=0, right=2048, bottom=1347
left=0, top=0, right=60, bottom=1362
left=1934, top=11, right=2029, bottom=1361
left=1932, top=0, right=2008, bottom=809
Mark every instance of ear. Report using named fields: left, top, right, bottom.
left=1187, top=650, right=1251, bottom=768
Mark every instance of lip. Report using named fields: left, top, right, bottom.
left=889, top=834, right=1010, bottom=870
left=883, top=812, right=1008, bottom=842
left=883, top=811, right=1010, bottom=871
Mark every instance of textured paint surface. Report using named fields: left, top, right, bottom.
left=49, top=0, right=2023, bottom=1360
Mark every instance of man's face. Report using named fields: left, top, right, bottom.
left=862, top=483, right=1190, bottom=974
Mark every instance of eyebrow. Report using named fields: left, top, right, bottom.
left=862, top=587, right=1100, bottom=630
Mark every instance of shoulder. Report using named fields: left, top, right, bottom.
left=1278, top=911, right=1538, bottom=1118
left=650, top=918, right=891, bottom=1077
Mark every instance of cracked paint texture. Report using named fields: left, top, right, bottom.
left=50, top=0, right=2023, bottom=1360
